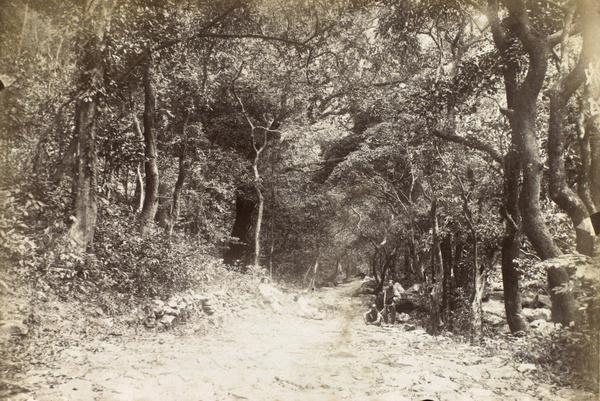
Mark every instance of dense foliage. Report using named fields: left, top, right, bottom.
left=1, top=0, right=598, bottom=388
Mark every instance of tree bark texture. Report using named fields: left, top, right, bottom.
left=430, top=199, right=444, bottom=334
left=547, top=0, right=600, bottom=255
left=224, top=191, right=256, bottom=266
left=69, top=97, right=99, bottom=249
left=138, top=59, right=160, bottom=234
left=441, top=234, right=453, bottom=329
left=501, top=150, right=529, bottom=333
left=491, top=0, right=578, bottom=324
left=68, top=0, right=116, bottom=249
left=169, top=148, right=188, bottom=236
left=252, top=156, right=265, bottom=269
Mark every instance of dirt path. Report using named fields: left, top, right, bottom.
left=8, top=280, right=598, bottom=401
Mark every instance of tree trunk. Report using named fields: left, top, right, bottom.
left=68, top=0, right=116, bottom=249
left=441, top=234, right=453, bottom=329
left=490, top=0, right=577, bottom=324
left=167, top=111, right=191, bottom=237
left=470, top=264, right=486, bottom=345
left=69, top=97, right=99, bottom=250
left=138, top=59, right=160, bottom=234
left=134, top=162, right=144, bottom=213
left=547, top=1, right=599, bottom=255
left=430, top=199, right=444, bottom=334
left=224, top=191, right=256, bottom=266
left=253, top=164, right=264, bottom=269
left=501, top=150, right=529, bottom=333
left=169, top=149, right=187, bottom=237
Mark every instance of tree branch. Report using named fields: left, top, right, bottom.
left=430, top=128, right=503, bottom=164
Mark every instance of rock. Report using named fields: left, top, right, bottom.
left=194, top=293, right=209, bottom=302
left=37, top=291, right=48, bottom=302
left=484, top=313, right=505, bottom=326
left=124, top=315, right=139, bottom=326
left=530, top=320, right=557, bottom=335
left=159, top=315, right=176, bottom=326
left=407, top=283, right=421, bottom=293
left=517, top=363, right=537, bottom=373
left=394, top=298, right=417, bottom=313
left=522, top=308, right=551, bottom=322
left=535, top=294, right=551, bottom=309
left=164, top=307, right=180, bottom=317
left=0, top=321, right=28, bottom=336
left=167, top=299, right=179, bottom=309
left=396, top=313, right=410, bottom=323
left=353, top=279, right=377, bottom=296
left=153, top=299, right=165, bottom=308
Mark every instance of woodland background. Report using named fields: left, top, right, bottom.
left=0, top=0, right=599, bottom=392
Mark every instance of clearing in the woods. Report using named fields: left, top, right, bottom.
left=3, top=280, right=597, bottom=401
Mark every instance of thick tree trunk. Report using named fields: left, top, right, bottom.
left=69, top=97, right=99, bottom=250
left=589, top=118, right=600, bottom=210
left=494, top=0, right=578, bottom=324
left=501, top=150, right=529, bottom=333
left=224, top=191, right=256, bottom=266
left=138, top=59, right=160, bottom=234
left=547, top=2, right=599, bottom=255
left=576, top=106, right=599, bottom=213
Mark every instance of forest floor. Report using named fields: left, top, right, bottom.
left=1, top=279, right=598, bottom=401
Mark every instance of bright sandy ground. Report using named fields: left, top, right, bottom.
left=7, top=280, right=598, bottom=401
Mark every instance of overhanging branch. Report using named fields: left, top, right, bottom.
left=431, top=128, right=503, bottom=164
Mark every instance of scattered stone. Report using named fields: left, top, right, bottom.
left=517, top=363, right=537, bottom=373
left=521, top=308, right=551, bottom=322
left=37, top=291, right=49, bottom=302
left=530, top=320, right=557, bottom=335
left=159, top=315, right=176, bottom=327
left=165, top=307, right=180, bottom=317
left=396, top=313, right=410, bottom=323
left=0, top=320, right=28, bottom=336
left=484, top=312, right=505, bottom=326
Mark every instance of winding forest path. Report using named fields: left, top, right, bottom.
left=11, top=280, right=597, bottom=401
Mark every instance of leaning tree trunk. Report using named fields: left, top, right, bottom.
left=493, top=0, right=577, bottom=325
left=138, top=59, right=160, bottom=234
left=547, top=1, right=599, bottom=256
